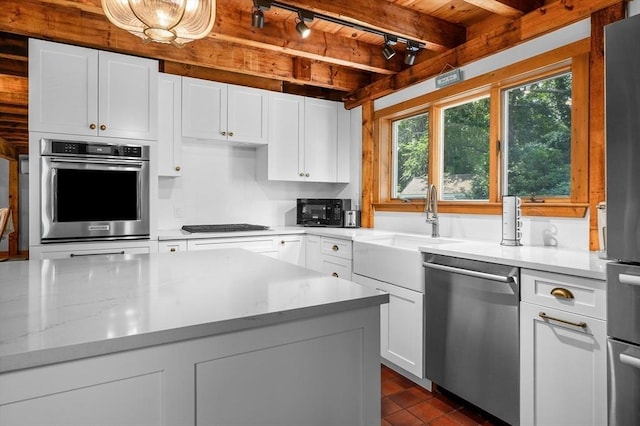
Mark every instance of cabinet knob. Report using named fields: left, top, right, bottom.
left=221, top=131, right=226, bottom=136
left=170, top=248, right=176, bottom=252
left=280, top=240, right=285, bottom=245
left=89, top=123, right=96, bottom=130
left=332, top=272, right=339, bottom=277
left=100, top=124, right=107, bottom=131
left=299, top=173, right=305, bottom=177
left=229, top=132, right=234, bottom=137
left=175, top=166, right=181, bottom=172
left=332, top=245, right=339, bottom=252
left=305, top=173, right=310, bottom=177
left=550, top=287, right=574, bottom=299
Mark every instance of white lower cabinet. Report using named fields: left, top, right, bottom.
left=353, top=273, right=424, bottom=378
left=306, top=235, right=352, bottom=280
left=520, top=269, right=607, bottom=426
left=277, top=235, right=305, bottom=266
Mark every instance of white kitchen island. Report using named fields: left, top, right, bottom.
left=0, top=249, right=388, bottom=426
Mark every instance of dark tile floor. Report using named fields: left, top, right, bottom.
left=381, top=365, right=506, bottom=426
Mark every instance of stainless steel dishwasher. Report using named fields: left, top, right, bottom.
left=423, top=254, right=519, bottom=426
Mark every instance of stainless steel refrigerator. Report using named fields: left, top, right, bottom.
left=605, top=13, right=640, bottom=426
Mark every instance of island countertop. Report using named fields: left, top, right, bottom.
left=0, top=249, right=388, bottom=373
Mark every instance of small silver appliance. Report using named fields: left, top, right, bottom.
left=343, top=210, right=361, bottom=228
left=501, top=195, right=522, bottom=246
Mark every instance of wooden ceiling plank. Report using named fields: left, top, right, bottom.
left=464, top=0, right=544, bottom=19
left=275, top=0, right=466, bottom=51
left=345, top=0, right=624, bottom=108
left=0, top=0, right=370, bottom=92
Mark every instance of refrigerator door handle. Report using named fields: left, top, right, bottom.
left=619, top=273, right=640, bottom=287
left=620, top=353, right=640, bottom=370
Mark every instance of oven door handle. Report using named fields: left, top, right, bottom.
left=423, top=261, right=515, bottom=283
left=49, top=158, right=144, bottom=168
left=619, top=273, right=640, bottom=287
left=620, top=353, right=640, bottom=370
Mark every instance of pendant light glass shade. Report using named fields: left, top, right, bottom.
left=101, top=0, right=216, bottom=46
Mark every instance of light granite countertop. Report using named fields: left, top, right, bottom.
left=0, top=249, right=388, bottom=373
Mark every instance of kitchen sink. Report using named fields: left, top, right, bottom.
left=352, top=233, right=463, bottom=292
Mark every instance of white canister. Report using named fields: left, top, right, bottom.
left=501, top=196, right=522, bottom=246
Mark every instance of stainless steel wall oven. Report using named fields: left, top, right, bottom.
left=40, top=138, right=150, bottom=243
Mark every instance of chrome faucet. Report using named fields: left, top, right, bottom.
left=425, top=184, right=440, bottom=237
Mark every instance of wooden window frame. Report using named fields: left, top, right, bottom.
left=372, top=40, right=590, bottom=218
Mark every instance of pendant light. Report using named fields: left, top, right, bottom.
left=101, top=0, right=216, bottom=47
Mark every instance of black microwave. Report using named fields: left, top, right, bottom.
left=297, top=199, right=351, bottom=227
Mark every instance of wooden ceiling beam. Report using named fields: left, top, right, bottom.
left=274, top=0, right=466, bottom=51
left=464, top=0, right=544, bottom=19
left=344, top=0, right=624, bottom=108
left=213, top=6, right=403, bottom=74
left=0, top=0, right=372, bottom=92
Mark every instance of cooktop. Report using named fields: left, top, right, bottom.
left=181, top=224, right=271, bottom=233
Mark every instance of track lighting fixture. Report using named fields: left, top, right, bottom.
left=295, top=10, right=314, bottom=38
left=382, top=34, right=397, bottom=60
left=249, top=0, right=424, bottom=65
left=404, top=40, right=420, bottom=66
left=252, top=0, right=271, bottom=28
left=252, top=8, right=264, bottom=28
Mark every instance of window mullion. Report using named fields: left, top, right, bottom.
left=489, top=87, right=502, bottom=203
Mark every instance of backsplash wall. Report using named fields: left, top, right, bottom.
left=156, top=107, right=362, bottom=230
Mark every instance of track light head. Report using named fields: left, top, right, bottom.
left=252, top=8, right=264, bottom=28
left=296, top=20, right=311, bottom=38
left=382, top=44, right=396, bottom=60
left=296, top=10, right=314, bottom=38
left=404, top=41, right=420, bottom=66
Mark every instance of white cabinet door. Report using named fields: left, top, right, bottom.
left=29, top=39, right=98, bottom=136
left=98, top=51, right=157, bottom=140
left=520, top=302, right=607, bottom=426
left=227, top=85, right=268, bottom=145
left=277, top=235, right=305, bottom=266
left=353, top=274, right=424, bottom=378
left=265, top=92, right=304, bottom=180
left=28, top=39, right=158, bottom=140
left=304, top=98, right=338, bottom=182
left=305, top=234, right=322, bottom=272
left=182, top=77, right=227, bottom=140
left=157, top=73, right=182, bottom=177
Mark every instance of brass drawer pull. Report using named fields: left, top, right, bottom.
left=539, top=311, right=586, bottom=329
left=550, top=287, right=574, bottom=299
left=332, top=245, right=339, bottom=251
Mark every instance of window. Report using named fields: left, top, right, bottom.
left=373, top=43, right=589, bottom=217
left=441, top=96, right=490, bottom=200
left=503, top=72, right=572, bottom=199
left=393, top=113, right=429, bottom=198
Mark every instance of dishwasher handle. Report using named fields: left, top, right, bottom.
left=423, top=261, right=515, bottom=283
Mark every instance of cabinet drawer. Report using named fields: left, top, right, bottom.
left=159, top=240, right=187, bottom=253
left=321, top=238, right=352, bottom=260
left=187, top=237, right=277, bottom=253
left=521, top=269, right=606, bottom=320
left=322, top=256, right=352, bottom=280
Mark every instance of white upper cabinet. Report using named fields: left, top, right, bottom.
left=303, top=98, right=338, bottom=182
left=29, top=39, right=158, bottom=140
left=257, top=93, right=349, bottom=183
left=181, top=77, right=268, bottom=145
left=157, top=73, right=182, bottom=177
